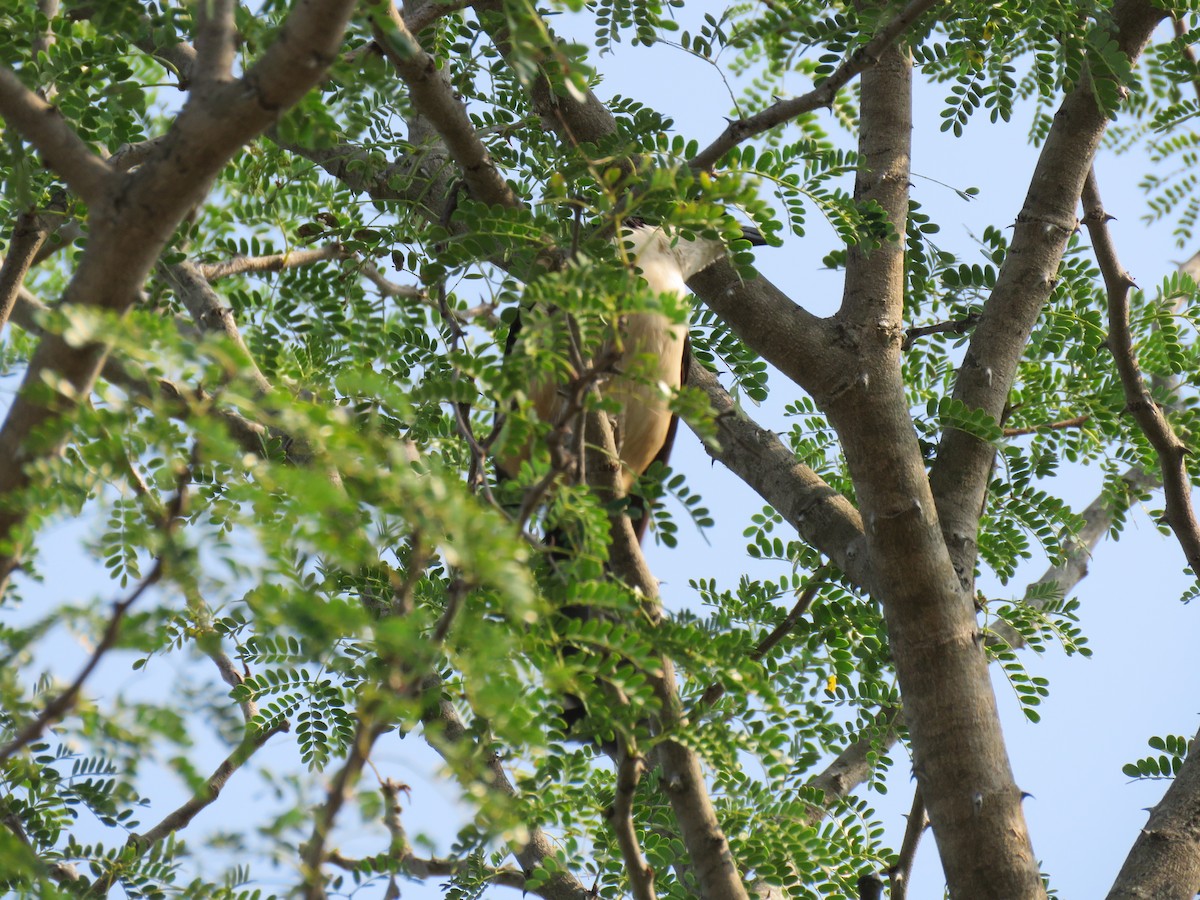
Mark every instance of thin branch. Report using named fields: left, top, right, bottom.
left=204, top=635, right=259, bottom=724
left=31, top=218, right=82, bottom=265
left=750, top=563, right=829, bottom=662
left=0, top=213, right=54, bottom=334
left=364, top=779, right=528, bottom=890
left=608, top=748, right=657, bottom=900
left=688, top=0, right=944, bottom=170
left=1081, top=168, right=1200, bottom=575
left=359, top=260, right=428, bottom=301
left=986, top=464, right=1159, bottom=650
left=131, top=722, right=287, bottom=848
left=161, top=260, right=274, bottom=395
left=887, top=787, right=928, bottom=900
left=0, top=65, right=112, bottom=203
left=699, top=564, right=829, bottom=710
left=87, top=718, right=290, bottom=896
left=1001, top=414, right=1091, bottom=438
left=805, top=706, right=902, bottom=823
left=196, top=245, right=350, bottom=280
left=901, top=312, right=980, bottom=351
left=420, top=674, right=593, bottom=900
left=0, top=561, right=163, bottom=764
left=302, top=719, right=389, bottom=900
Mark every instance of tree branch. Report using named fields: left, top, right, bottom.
left=420, top=675, right=595, bottom=900
left=689, top=0, right=945, bottom=170
left=986, top=464, right=1159, bottom=650
left=404, top=0, right=478, bottom=34
left=582, top=407, right=750, bottom=900
left=195, top=245, right=349, bottom=280
left=302, top=719, right=388, bottom=900
left=0, top=210, right=55, bottom=334
left=0, top=560, right=163, bottom=765
left=609, top=749, right=657, bottom=900
left=1001, top=414, right=1090, bottom=438
left=927, top=0, right=1168, bottom=592
left=87, top=718, right=290, bottom=895
left=1081, top=169, right=1200, bottom=575
left=192, top=0, right=237, bottom=89
left=901, top=312, right=980, bottom=351
left=684, top=359, right=869, bottom=591
left=372, top=1, right=520, bottom=211
left=0, top=0, right=358, bottom=600
left=0, top=66, right=112, bottom=203
left=161, top=260, right=274, bottom=395
left=887, top=788, right=928, bottom=900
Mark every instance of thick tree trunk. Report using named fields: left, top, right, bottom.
left=821, top=41, right=1044, bottom=898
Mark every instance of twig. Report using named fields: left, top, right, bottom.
left=751, top=563, right=829, bottom=662
left=1081, top=168, right=1200, bottom=575
left=699, top=564, right=829, bottom=709
left=1001, top=414, right=1090, bottom=437
left=87, top=718, right=290, bottom=895
left=196, top=245, right=349, bottom=280
left=901, top=312, right=980, bottom=351
left=134, top=723, right=288, bottom=847
left=302, top=719, right=389, bottom=900
left=689, top=0, right=944, bottom=170
left=359, top=260, right=428, bottom=302
left=204, top=636, right=259, bottom=724
left=377, top=778, right=529, bottom=890
left=432, top=576, right=468, bottom=644
left=328, top=780, right=528, bottom=890
left=0, top=65, right=111, bottom=203
left=0, top=561, right=163, bottom=764
left=608, top=747, right=657, bottom=900
left=887, top=787, right=928, bottom=899
left=421, top=696, right=593, bottom=899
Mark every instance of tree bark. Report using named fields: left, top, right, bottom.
left=820, top=41, right=1043, bottom=898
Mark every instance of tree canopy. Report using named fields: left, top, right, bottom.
left=2, top=0, right=1200, bottom=898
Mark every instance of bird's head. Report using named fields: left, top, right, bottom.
left=621, top=218, right=766, bottom=282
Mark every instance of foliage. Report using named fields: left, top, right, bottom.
left=1, top=0, right=1199, bottom=898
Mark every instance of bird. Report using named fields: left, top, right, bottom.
left=497, top=218, right=765, bottom=745
left=497, top=218, right=765, bottom=538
